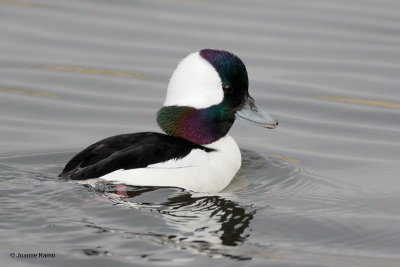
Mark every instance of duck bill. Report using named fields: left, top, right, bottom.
left=235, top=96, right=278, bottom=129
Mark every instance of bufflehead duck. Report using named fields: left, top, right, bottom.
left=59, top=49, right=278, bottom=193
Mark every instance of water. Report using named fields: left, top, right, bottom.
left=1, top=0, right=400, bottom=266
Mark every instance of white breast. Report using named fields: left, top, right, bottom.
left=98, top=135, right=241, bottom=193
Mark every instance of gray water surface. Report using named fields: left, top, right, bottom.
left=1, top=0, right=400, bottom=266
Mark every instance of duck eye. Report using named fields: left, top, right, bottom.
left=223, top=84, right=234, bottom=94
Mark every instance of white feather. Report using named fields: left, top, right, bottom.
left=98, top=135, right=241, bottom=193
left=163, top=52, right=223, bottom=109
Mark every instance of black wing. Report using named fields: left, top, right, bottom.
left=59, top=132, right=214, bottom=180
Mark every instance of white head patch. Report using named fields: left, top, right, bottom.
left=163, top=52, right=224, bottom=109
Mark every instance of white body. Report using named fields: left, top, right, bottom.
left=98, top=135, right=241, bottom=193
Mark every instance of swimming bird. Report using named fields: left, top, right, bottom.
left=59, top=49, right=278, bottom=193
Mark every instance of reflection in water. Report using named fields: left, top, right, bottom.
left=90, top=184, right=256, bottom=248
left=162, top=192, right=255, bottom=247
left=0, top=86, right=60, bottom=98
left=40, top=65, right=148, bottom=79
left=3, top=151, right=400, bottom=265
left=315, top=95, right=400, bottom=109
left=71, top=149, right=304, bottom=260
left=0, top=62, right=147, bottom=79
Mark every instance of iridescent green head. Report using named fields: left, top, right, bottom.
left=157, top=49, right=278, bottom=145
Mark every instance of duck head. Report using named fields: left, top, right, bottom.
left=157, top=49, right=278, bottom=145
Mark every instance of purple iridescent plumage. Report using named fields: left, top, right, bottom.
left=200, top=49, right=248, bottom=87
left=157, top=105, right=232, bottom=145
left=157, top=49, right=249, bottom=145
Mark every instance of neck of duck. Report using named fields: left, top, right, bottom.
left=157, top=104, right=235, bottom=145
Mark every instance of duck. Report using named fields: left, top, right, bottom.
left=59, top=49, right=278, bottom=193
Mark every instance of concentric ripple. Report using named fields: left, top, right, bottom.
left=2, top=0, right=400, bottom=265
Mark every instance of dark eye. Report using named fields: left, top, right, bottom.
left=223, top=84, right=234, bottom=94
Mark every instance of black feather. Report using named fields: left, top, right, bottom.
left=59, top=132, right=214, bottom=180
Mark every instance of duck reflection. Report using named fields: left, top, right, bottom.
left=162, top=191, right=255, bottom=246
left=91, top=184, right=256, bottom=247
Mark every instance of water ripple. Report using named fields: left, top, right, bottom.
left=2, top=0, right=400, bottom=265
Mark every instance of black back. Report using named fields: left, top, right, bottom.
left=59, top=132, right=214, bottom=180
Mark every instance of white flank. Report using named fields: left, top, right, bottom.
left=98, top=135, right=241, bottom=193
left=163, top=52, right=224, bottom=109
